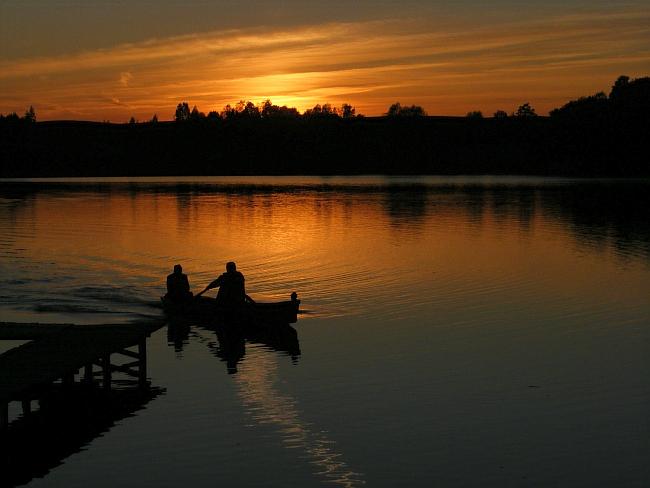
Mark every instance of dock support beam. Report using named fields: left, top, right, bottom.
left=1, top=402, right=7, bottom=431
left=102, top=354, right=111, bottom=390
left=21, top=399, right=31, bottom=416
left=138, top=338, right=147, bottom=388
left=63, top=372, right=75, bottom=386
left=84, top=364, right=93, bottom=384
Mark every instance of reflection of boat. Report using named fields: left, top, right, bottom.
left=163, top=291, right=301, bottom=374
left=161, top=293, right=300, bottom=326
left=166, top=302, right=301, bottom=373
left=174, top=317, right=301, bottom=374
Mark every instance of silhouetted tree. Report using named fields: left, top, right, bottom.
left=190, top=105, right=205, bottom=121
left=175, top=102, right=191, bottom=122
left=303, top=104, right=322, bottom=118
left=322, top=104, right=337, bottom=116
left=466, top=110, right=483, bottom=119
left=259, top=100, right=282, bottom=118
left=150, top=114, right=158, bottom=124
left=387, top=102, right=426, bottom=117
left=221, top=100, right=260, bottom=119
left=304, top=103, right=339, bottom=118
left=608, top=75, right=650, bottom=116
left=234, top=100, right=246, bottom=113
left=405, top=105, right=426, bottom=116
left=493, top=110, right=508, bottom=119
left=610, top=75, right=630, bottom=100
left=207, top=110, right=220, bottom=121
left=387, top=103, right=402, bottom=117
left=221, top=104, right=236, bottom=119
left=241, top=101, right=260, bottom=118
left=24, top=106, right=36, bottom=123
left=260, top=99, right=275, bottom=118
left=341, top=103, right=356, bottom=118
left=280, top=106, right=300, bottom=118
left=549, top=92, right=608, bottom=119
left=129, top=116, right=136, bottom=124
left=515, top=102, right=537, bottom=118
left=259, top=99, right=315, bottom=119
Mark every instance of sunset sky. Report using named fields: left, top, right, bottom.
left=1, top=0, right=649, bottom=121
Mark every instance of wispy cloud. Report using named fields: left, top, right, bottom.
left=1, top=8, right=649, bottom=120
left=119, top=72, right=133, bottom=87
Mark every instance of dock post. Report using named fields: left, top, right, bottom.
left=1, top=402, right=7, bottom=431
left=102, top=354, right=111, bottom=390
left=84, top=364, right=93, bottom=383
left=21, top=399, right=31, bottom=416
left=138, top=338, right=147, bottom=388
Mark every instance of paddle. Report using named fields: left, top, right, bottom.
left=194, top=287, right=255, bottom=304
left=194, top=286, right=211, bottom=299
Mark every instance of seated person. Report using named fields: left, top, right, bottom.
left=165, top=264, right=193, bottom=303
left=206, top=261, right=247, bottom=306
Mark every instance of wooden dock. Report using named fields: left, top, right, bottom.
left=0, top=321, right=163, bottom=431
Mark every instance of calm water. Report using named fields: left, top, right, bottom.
left=1, top=176, right=649, bottom=487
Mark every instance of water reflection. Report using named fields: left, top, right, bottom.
left=167, top=320, right=190, bottom=355
left=1, top=177, right=649, bottom=324
left=235, top=346, right=365, bottom=488
left=3, top=178, right=648, bottom=262
left=2, top=384, right=164, bottom=487
left=170, top=319, right=300, bottom=374
left=382, top=184, right=429, bottom=229
left=539, top=183, right=650, bottom=260
left=210, top=326, right=246, bottom=374
left=168, top=318, right=362, bottom=486
left=1, top=176, right=649, bottom=486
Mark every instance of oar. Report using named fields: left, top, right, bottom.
left=194, top=286, right=211, bottom=299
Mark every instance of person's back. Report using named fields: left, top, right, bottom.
left=208, top=261, right=246, bottom=306
left=166, top=264, right=192, bottom=302
left=216, top=269, right=245, bottom=305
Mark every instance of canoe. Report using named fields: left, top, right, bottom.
left=161, top=292, right=300, bottom=326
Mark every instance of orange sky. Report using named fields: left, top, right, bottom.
left=1, top=3, right=649, bottom=121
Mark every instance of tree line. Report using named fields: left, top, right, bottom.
left=1, top=76, right=648, bottom=177
left=0, top=106, right=36, bottom=124
left=170, top=99, right=540, bottom=123
left=2, top=75, right=648, bottom=125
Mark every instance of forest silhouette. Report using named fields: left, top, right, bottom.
left=1, top=76, right=648, bottom=177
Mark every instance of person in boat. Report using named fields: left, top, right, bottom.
left=206, top=261, right=252, bottom=306
left=165, top=264, right=193, bottom=303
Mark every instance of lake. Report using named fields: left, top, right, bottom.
left=1, top=176, right=649, bottom=487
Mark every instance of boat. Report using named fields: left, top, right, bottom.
left=161, top=292, right=300, bottom=326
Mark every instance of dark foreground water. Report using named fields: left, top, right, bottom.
left=1, top=176, right=649, bottom=487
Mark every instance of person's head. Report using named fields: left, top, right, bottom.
left=174, top=264, right=182, bottom=274
left=226, top=261, right=236, bottom=272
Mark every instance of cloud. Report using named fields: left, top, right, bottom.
left=119, top=72, right=133, bottom=87
left=1, top=7, right=649, bottom=120
left=110, top=97, right=128, bottom=106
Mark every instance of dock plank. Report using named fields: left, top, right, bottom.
left=0, top=322, right=163, bottom=403
left=0, top=323, right=71, bottom=340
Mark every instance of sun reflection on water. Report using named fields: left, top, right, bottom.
left=234, top=344, right=365, bottom=487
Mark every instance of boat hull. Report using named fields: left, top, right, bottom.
left=161, top=295, right=300, bottom=326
